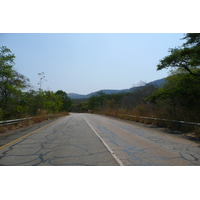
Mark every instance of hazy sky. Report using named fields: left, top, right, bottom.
left=0, top=33, right=185, bottom=94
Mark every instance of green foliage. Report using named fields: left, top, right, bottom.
left=0, top=46, right=72, bottom=120
left=88, top=91, right=125, bottom=111
left=76, top=102, right=89, bottom=112
left=157, top=33, right=200, bottom=76
left=0, top=46, right=30, bottom=119
left=43, top=91, right=62, bottom=113
left=148, top=73, right=200, bottom=107
left=55, top=90, right=72, bottom=112
left=149, top=33, right=200, bottom=122
left=22, top=90, right=72, bottom=116
left=88, top=95, right=101, bottom=110
left=147, top=73, right=200, bottom=122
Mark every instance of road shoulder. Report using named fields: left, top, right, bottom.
left=0, top=117, right=64, bottom=148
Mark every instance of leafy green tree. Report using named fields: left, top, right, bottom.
left=43, top=91, right=63, bottom=113
left=55, top=90, right=72, bottom=111
left=0, top=46, right=30, bottom=119
left=22, top=90, right=39, bottom=116
left=157, top=33, right=200, bottom=76
left=88, top=95, right=99, bottom=111
left=149, top=33, right=200, bottom=121
left=96, top=91, right=106, bottom=106
left=147, top=73, right=200, bottom=121
left=148, top=74, right=200, bottom=107
left=23, top=90, right=64, bottom=116
left=76, top=102, right=89, bottom=112
left=88, top=91, right=106, bottom=111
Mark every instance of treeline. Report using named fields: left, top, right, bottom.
left=72, top=72, right=200, bottom=130
left=71, top=84, right=159, bottom=113
left=0, top=46, right=72, bottom=120
left=72, top=34, right=200, bottom=134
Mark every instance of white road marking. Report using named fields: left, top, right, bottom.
left=82, top=115, right=124, bottom=166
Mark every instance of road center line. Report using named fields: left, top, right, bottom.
left=82, top=115, right=124, bottom=166
left=0, top=119, right=59, bottom=150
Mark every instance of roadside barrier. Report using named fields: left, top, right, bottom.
left=100, top=113, right=200, bottom=127
left=122, top=115, right=200, bottom=126
left=0, top=114, right=62, bottom=127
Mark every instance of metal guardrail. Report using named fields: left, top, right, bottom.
left=0, top=114, right=61, bottom=127
left=102, top=113, right=200, bottom=127
left=122, top=115, right=200, bottom=126
left=0, top=118, right=32, bottom=126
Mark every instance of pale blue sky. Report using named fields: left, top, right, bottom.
left=0, top=33, right=185, bottom=94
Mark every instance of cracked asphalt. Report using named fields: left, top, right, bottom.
left=0, top=113, right=200, bottom=166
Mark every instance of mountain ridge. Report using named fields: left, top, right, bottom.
left=68, top=78, right=166, bottom=99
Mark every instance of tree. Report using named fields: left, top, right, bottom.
left=88, top=91, right=106, bottom=111
left=96, top=91, right=106, bottom=106
left=121, top=83, right=158, bottom=109
left=0, top=46, right=15, bottom=105
left=148, top=73, right=200, bottom=107
left=55, top=90, right=72, bottom=112
left=147, top=73, right=200, bottom=121
left=23, top=90, right=65, bottom=116
left=0, top=46, right=30, bottom=119
left=157, top=33, right=200, bottom=76
left=43, top=91, right=63, bottom=113
left=38, top=72, right=47, bottom=90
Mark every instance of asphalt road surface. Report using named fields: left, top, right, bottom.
left=0, top=113, right=200, bottom=166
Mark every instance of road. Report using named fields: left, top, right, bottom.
left=0, top=113, right=200, bottom=166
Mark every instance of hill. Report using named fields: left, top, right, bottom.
left=68, top=78, right=166, bottom=99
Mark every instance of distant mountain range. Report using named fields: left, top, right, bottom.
left=68, top=78, right=166, bottom=99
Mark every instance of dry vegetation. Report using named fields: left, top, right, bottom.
left=95, top=108, right=200, bottom=139
left=0, top=112, right=68, bottom=135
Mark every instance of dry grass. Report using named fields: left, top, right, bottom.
left=0, top=112, right=68, bottom=135
left=194, top=126, right=200, bottom=138
left=0, top=126, right=8, bottom=133
left=96, top=107, right=199, bottom=139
